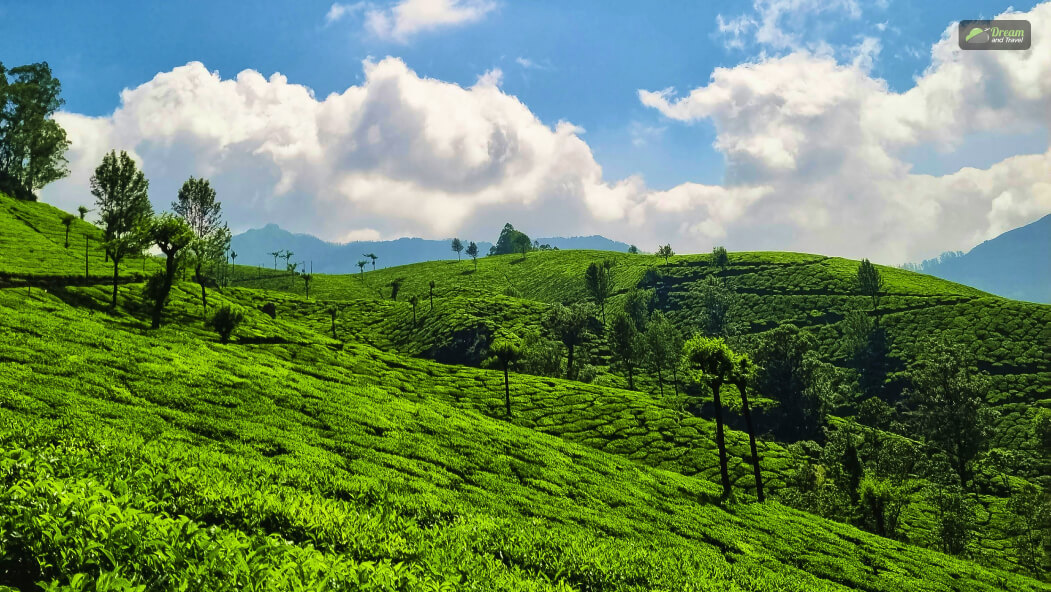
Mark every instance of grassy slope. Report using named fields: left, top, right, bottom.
left=1, top=195, right=1048, bottom=588
left=1, top=284, right=1046, bottom=591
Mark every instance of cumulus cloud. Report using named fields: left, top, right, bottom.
left=715, top=0, right=864, bottom=52
left=44, top=57, right=758, bottom=252
left=362, top=0, right=496, bottom=42
left=325, top=2, right=366, bottom=25
left=641, top=2, right=1051, bottom=262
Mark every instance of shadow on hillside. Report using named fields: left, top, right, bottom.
left=460, top=269, right=476, bottom=276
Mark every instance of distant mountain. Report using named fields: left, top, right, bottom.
left=230, top=224, right=632, bottom=274
left=903, top=213, right=1050, bottom=303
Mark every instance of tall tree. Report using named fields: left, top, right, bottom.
left=657, top=244, right=674, bottom=264
left=681, top=335, right=736, bottom=499
left=173, top=177, right=228, bottom=319
left=466, top=241, right=479, bottom=270
left=229, top=251, right=237, bottom=282
left=489, top=337, right=522, bottom=417
left=282, top=250, right=295, bottom=275
left=144, top=214, right=193, bottom=329
left=513, top=232, right=531, bottom=259
left=364, top=252, right=378, bottom=271
left=428, top=280, right=436, bottom=311
left=302, top=273, right=313, bottom=299
left=77, top=205, right=88, bottom=220
left=451, top=238, right=464, bottom=261
left=492, top=223, right=531, bottom=256
left=270, top=250, right=282, bottom=270
left=584, top=259, right=615, bottom=323
left=608, top=311, right=642, bottom=390
left=389, top=277, right=404, bottom=301
left=357, top=259, right=368, bottom=279
left=624, top=287, right=653, bottom=332
left=906, top=337, right=997, bottom=487
left=752, top=324, right=839, bottom=441
left=409, top=294, right=419, bottom=326
left=627, top=245, right=639, bottom=254
left=547, top=302, right=598, bottom=380
left=91, top=150, right=153, bottom=308
left=698, top=275, right=739, bottom=337
left=0, top=61, right=70, bottom=200
left=645, top=311, right=681, bottom=396
left=60, top=213, right=74, bottom=248
left=856, top=259, right=885, bottom=326
left=731, top=353, right=764, bottom=502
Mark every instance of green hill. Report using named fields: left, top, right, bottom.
left=1, top=193, right=1050, bottom=589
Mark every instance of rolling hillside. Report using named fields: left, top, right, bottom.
left=1, top=193, right=1050, bottom=589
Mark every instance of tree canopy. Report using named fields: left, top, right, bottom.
left=0, top=61, right=70, bottom=200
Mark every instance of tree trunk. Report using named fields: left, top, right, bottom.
left=567, top=343, right=575, bottom=380
left=672, top=365, right=679, bottom=397
left=712, top=381, right=731, bottom=499
left=656, top=366, right=664, bottom=396
left=627, top=364, right=634, bottom=390
left=196, top=264, right=208, bottom=320
left=111, top=257, right=120, bottom=308
left=503, top=366, right=511, bottom=417
left=64, top=227, right=70, bottom=248
left=429, top=292, right=433, bottom=311
left=736, top=379, right=764, bottom=502
left=152, top=257, right=177, bottom=330
left=84, top=236, right=89, bottom=278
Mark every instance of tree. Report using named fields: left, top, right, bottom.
left=389, top=277, right=404, bottom=301
left=624, top=288, right=652, bottom=332
left=428, top=280, right=436, bottom=311
left=547, top=302, right=598, bottom=380
left=286, top=262, right=298, bottom=288
left=657, top=244, right=674, bottom=264
left=698, top=275, right=739, bottom=337
left=712, top=246, right=729, bottom=268
left=409, top=294, right=419, bottom=326
left=627, top=244, right=639, bottom=254
left=282, top=250, right=295, bottom=275
left=608, top=311, right=642, bottom=390
left=906, top=337, right=997, bottom=487
left=328, top=307, right=338, bottom=339
left=364, top=252, right=378, bottom=271
left=91, top=150, right=153, bottom=308
left=681, top=335, right=736, bottom=498
left=60, top=213, right=74, bottom=248
left=210, top=305, right=245, bottom=344
left=143, top=214, right=193, bottom=329
left=357, top=259, right=368, bottom=279
left=77, top=205, right=88, bottom=220
left=730, top=353, right=764, bottom=502
left=856, top=259, right=885, bottom=326
left=584, top=259, right=615, bottom=323
left=857, top=475, right=907, bottom=539
left=645, top=311, right=681, bottom=396
left=0, top=61, right=70, bottom=200
left=466, top=241, right=479, bottom=270
left=489, top=337, right=522, bottom=417
left=752, top=324, right=839, bottom=441
left=302, top=273, right=313, bottom=299
left=173, top=176, right=228, bottom=319
left=492, top=223, right=531, bottom=256
left=270, top=250, right=282, bottom=270
left=229, top=251, right=237, bottom=282
left=451, top=238, right=464, bottom=261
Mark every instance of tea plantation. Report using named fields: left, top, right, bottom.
left=1, top=192, right=1050, bottom=590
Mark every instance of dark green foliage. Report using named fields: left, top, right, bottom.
left=77, top=205, right=88, bottom=220
left=657, top=244, right=674, bottom=263
left=91, top=150, right=153, bottom=308
left=0, top=61, right=70, bottom=199
left=547, top=302, right=598, bottom=380
left=627, top=244, right=639, bottom=254
left=210, top=305, right=245, bottom=344
left=1036, top=409, right=1051, bottom=456
left=261, top=302, right=277, bottom=319
left=451, top=237, right=463, bottom=260
left=906, top=336, right=997, bottom=487
left=857, top=259, right=885, bottom=324
left=518, top=330, right=564, bottom=377
left=752, top=324, right=837, bottom=441
left=144, top=214, right=194, bottom=329
left=608, top=311, right=642, bottom=390
left=389, top=277, right=404, bottom=301
left=624, top=287, right=653, bottom=332
left=465, top=240, right=479, bottom=269
left=681, top=335, right=736, bottom=498
left=928, top=483, right=977, bottom=556
left=364, top=252, right=378, bottom=271
left=489, top=337, right=522, bottom=417
left=697, top=275, right=739, bottom=337
left=584, top=259, right=615, bottom=322
left=302, top=273, right=313, bottom=299
left=357, top=259, right=368, bottom=278
left=857, top=476, right=907, bottom=539
left=60, top=213, right=73, bottom=248
left=645, top=311, right=681, bottom=396
left=409, top=294, right=419, bottom=326
left=713, top=246, right=729, bottom=268
left=428, top=279, right=435, bottom=310
left=174, top=174, right=230, bottom=317
left=492, top=223, right=531, bottom=257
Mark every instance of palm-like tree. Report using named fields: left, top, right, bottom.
left=270, top=250, right=283, bottom=270
left=731, top=353, right=764, bottom=502
left=229, top=251, right=237, bottom=282
left=428, top=280, right=436, bottom=310
left=357, top=260, right=368, bottom=280
left=364, top=252, right=378, bottom=271
left=681, top=335, right=735, bottom=499
left=77, top=205, right=90, bottom=220
left=60, top=214, right=74, bottom=248
left=490, top=337, right=522, bottom=417
left=409, top=294, right=419, bottom=326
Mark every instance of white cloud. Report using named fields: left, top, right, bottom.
left=515, top=57, right=538, bottom=69
left=325, top=2, right=365, bottom=25
left=363, top=0, right=496, bottom=42
left=716, top=0, right=863, bottom=52
left=341, top=227, right=383, bottom=242
left=641, top=2, right=1051, bottom=262
left=475, top=67, right=502, bottom=87
left=45, top=57, right=757, bottom=253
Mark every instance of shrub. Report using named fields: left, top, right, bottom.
left=211, top=305, right=245, bottom=344
left=261, top=302, right=277, bottom=319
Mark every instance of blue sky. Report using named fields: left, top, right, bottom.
left=2, top=0, right=1048, bottom=262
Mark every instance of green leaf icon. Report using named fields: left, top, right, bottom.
left=965, top=27, right=985, bottom=42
